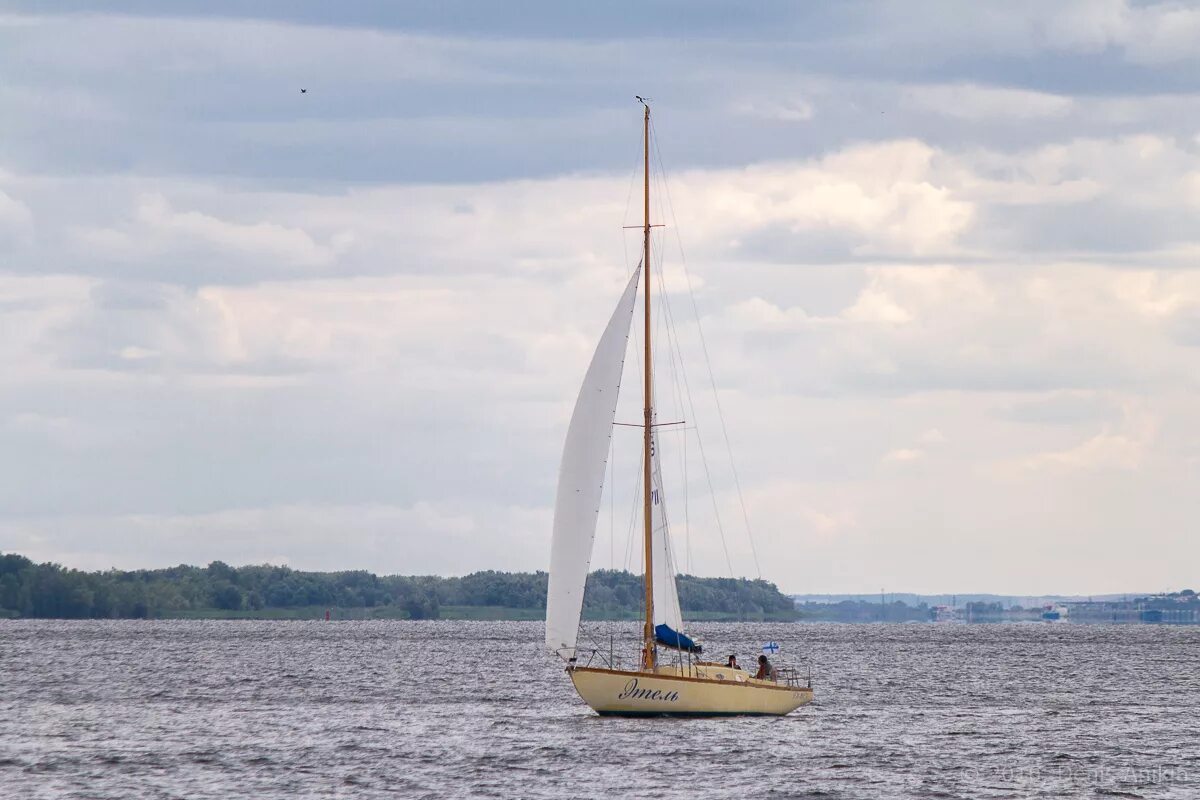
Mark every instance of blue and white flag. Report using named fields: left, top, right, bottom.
left=762, top=641, right=780, bottom=655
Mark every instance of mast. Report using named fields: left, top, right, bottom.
left=640, top=100, right=655, bottom=670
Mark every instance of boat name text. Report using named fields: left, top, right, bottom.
left=617, top=678, right=680, bottom=702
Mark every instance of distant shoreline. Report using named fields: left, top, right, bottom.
left=0, top=553, right=798, bottom=622
left=5, top=552, right=1192, bottom=624
left=0, top=606, right=803, bottom=622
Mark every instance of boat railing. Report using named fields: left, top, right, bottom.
left=772, top=664, right=812, bottom=689
left=567, top=628, right=814, bottom=688
left=577, top=648, right=628, bottom=671
left=574, top=627, right=638, bottom=671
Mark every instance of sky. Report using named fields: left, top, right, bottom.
left=2, top=1, right=1200, bottom=595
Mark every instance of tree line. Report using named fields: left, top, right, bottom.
left=0, top=554, right=797, bottom=620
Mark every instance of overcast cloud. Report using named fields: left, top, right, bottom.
left=2, top=2, right=1200, bottom=594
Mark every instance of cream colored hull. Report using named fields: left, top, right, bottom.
left=568, top=665, right=813, bottom=717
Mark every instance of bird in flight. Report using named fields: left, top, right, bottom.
left=300, top=88, right=307, bottom=94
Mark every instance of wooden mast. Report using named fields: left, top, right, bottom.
left=640, top=100, right=655, bottom=670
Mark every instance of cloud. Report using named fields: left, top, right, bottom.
left=667, top=141, right=975, bottom=260
left=0, top=187, right=33, bottom=247
left=904, top=84, right=1074, bottom=121
left=1037, top=0, right=1200, bottom=65
left=882, top=448, right=924, bottom=463
left=6, top=3, right=1196, bottom=190
left=917, top=428, right=946, bottom=445
left=2, top=411, right=113, bottom=450
left=707, top=258, right=1200, bottom=404
left=733, top=97, right=815, bottom=122
left=69, top=193, right=350, bottom=282
left=2, top=137, right=982, bottom=292
left=0, top=502, right=551, bottom=575
left=995, top=392, right=1117, bottom=426
left=3, top=3, right=1200, bottom=594
left=1021, top=403, right=1158, bottom=472
left=880, top=428, right=945, bottom=464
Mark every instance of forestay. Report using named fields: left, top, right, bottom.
left=545, top=267, right=641, bottom=657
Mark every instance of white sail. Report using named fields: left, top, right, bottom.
left=545, top=267, right=641, bottom=656
left=650, top=427, right=684, bottom=633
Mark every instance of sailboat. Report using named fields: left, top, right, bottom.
left=545, top=101, right=814, bottom=717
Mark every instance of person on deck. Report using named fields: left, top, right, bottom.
left=726, top=654, right=740, bottom=670
left=755, top=654, right=777, bottom=681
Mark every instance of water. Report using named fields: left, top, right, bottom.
left=1, top=620, right=1197, bottom=799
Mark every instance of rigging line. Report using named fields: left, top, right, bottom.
left=684, top=411, right=691, bottom=574
left=653, top=245, right=690, bottom=588
left=645, top=217, right=674, bottom=534
left=621, top=440, right=643, bottom=572
left=642, top=168, right=687, bottom=624
left=609, top=423, right=615, bottom=571
left=608, top=431, right=615, bottom=642
left=645, top=142, right=693, bottom=575
left=620, top=259, right=646, bottom=575
left=619, top=244, right=660, bottom=580
left=659, top=251, right=691, bottom=578
left=645, top=123, right=735, bottom=581
left=654, top=233, right=687, bottom=438
left=610, top=99, right=645, bottom=581
left=620, top=113, right=644, bottom=277
left=663, top=281, right=693, bottom=575
left=649, top=116, right=763, bottom=580
left=617, top=251, right=646, bottom=572
left=658, top=272, right=735, bottom=579
left=646, top=126, right=703, bottom=572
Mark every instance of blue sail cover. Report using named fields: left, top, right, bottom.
left=655, top=624, right=702, bottom=653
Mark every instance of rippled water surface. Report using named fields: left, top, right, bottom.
left=1, top=620, right=1198, bottom=799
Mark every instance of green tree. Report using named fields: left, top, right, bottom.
left=211, top=581, right=243, bottom=610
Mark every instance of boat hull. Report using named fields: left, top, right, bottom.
left=568, top=666, right=813, bottom=717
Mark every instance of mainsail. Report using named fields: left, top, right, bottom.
left=545, top=267, right=641, bottom=656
